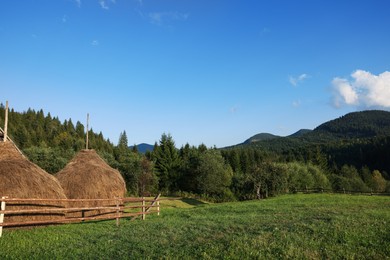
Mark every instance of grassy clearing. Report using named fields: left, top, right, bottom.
left=1, top=194, right=389, bottom=259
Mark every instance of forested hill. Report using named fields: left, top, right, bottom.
left=243, top=133, right=280, bottom=144
left=234, top=110, right=390, bottom=175
left=0, top=105, right=117, bottom=173
left=0, top=105, right=114, bottom=152
left=314, top=110, right=390, bottom=138
left=238, top=110, right=390, bottom=147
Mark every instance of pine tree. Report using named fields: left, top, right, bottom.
left=153, top=133, right=181, bottom=193
left=118, top=131, right=128, bottom=148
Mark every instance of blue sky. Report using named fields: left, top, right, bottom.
left=1, top=0, right=390, bottom=148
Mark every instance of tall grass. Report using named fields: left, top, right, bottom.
left=1, top=194, right=389, bottom=259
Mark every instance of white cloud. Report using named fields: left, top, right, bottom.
left=332, top=70, right=390, bottom=108
left=91, top=40, right=99, bottom=46
left=289, top=73, right=309, bottom=86
left=99, top=0, right=109, bottom=9
left=148, top=12, right=189, bottom=26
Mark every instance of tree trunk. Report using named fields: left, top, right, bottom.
left=256, top=184, right=261, bottom=200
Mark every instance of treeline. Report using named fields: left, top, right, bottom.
left=1, top=105, right=389, bottom=202
left=314, top=110, right=390, bottom=138
left=244, top=111, right=390, bottom=177
left=0, top=105, right=114, bottom=173
left=121, top=133, right=390, bottom=201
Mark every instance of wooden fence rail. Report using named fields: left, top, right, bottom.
left=0, top=194, right=161, bottom=237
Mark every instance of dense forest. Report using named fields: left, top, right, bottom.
left=1, top=104, right=389, bottom=201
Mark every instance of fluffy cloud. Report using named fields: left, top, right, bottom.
left=289, top=73, right=309, bottom=86
left=332, top=70, right=390, bottom=108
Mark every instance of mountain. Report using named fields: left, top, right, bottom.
left=240, top=110, right=390, bottom=146
left=313, top=110, right=390, bottom=139
left=288, top=129, right=312, bottom=137
left=130, top=143, right=154, bottom=154
left=233, top=110, right=390, bottom=175
left=243, top=133, right=280, bottom=144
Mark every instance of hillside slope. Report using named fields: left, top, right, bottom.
left=243, top=133, right=280, bottom=144
left=234, top=110, right=390, bottom=174
left=314, top=110, right=390, bottom=138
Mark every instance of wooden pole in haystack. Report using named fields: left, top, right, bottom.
left=86, top=113, right=89, bottom=150
left=4, top=101, right=9, bottom=142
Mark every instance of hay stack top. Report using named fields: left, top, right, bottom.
left=55, top=149, right=127, bottom=199
left=0, top=142, right=66, bottom=199
left=0, top=142, right=23, bottom=161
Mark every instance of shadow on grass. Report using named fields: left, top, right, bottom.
left=181, top=198, right=207, bottom=207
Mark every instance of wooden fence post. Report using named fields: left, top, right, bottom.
left=157, top=200, right=160, bottom=216
left=4, top=101, right=8, bottom=142
left=142, top=197, right=145, bottom=220
left=116, top=197, right=120, bottom=226
left=0, top=196, right=7, bottom=238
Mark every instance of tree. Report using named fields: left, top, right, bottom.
left=371, top=170, right=387, bottom=192
left=138, top=157, right=158, bottom=196
left=195, top=150, right=233, bottom=200
left=132, top=144, right=138, bottom=154
left=248, top=163, right=270, bottom=199
left=247, top=162, right=288, bottom=199
left=118, top=131, right=128, bottom=149
left=153, top=133, right=181, bottom=193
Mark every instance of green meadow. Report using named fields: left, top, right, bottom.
left=1, top=194, right=389, bottom=259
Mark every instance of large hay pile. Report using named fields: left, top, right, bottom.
left=55, top=149, right=127, bottom=218
left=0, top=142, right=67, bottom=224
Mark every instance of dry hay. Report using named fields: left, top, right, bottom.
left=0, top=142, right=67, bottom=225
left=55, top=149, right=127, bottom=218
left=0, top=141, right=23, bottom=160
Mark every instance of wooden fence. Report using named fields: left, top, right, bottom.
left=0, top=194, right=160, bottom=237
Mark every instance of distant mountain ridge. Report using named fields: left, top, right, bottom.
left=243, top=133, right=280, bottom=144
left=314, top=110, right=390, bottom=138
left=240, top=110, right=390, bottom=146
left=229, top=110, right=390, bottom=175
left=241, top=129, right=313, bottom=145
left=130, top=143, right=154, bottom=154
left=288, top=129, right=312, bottom=137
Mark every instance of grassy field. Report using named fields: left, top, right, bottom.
left=1, top=194, right=389, bottom=259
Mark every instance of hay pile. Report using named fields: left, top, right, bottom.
left=0, top=142, right=67, bottom=224
left=55, top=149, right=127, bottom=218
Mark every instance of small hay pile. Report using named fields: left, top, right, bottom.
left=55, top=149, right=127, bottom=218
left=0, top=142, right=67, bottom=224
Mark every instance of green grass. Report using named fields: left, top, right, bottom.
left=1, top=194, right=389, bottom=259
